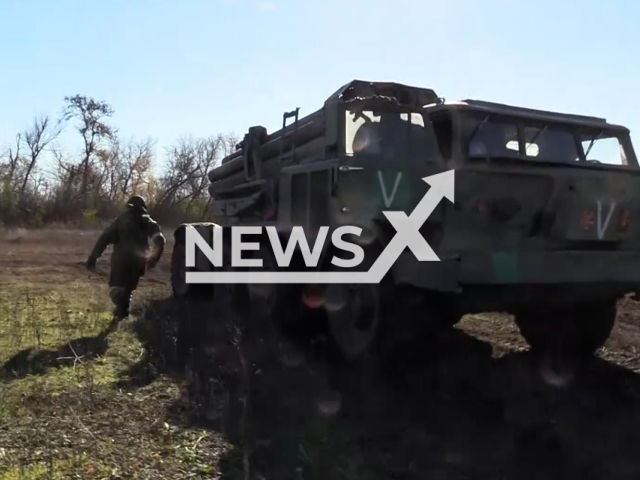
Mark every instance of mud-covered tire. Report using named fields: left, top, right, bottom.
left=245, top=243, right=308, bottom=337
left=325, top=282, right=383, bottom=364
left=170, top=241, right=190, bottom=298
left=170, top=237, right=214, bottom=367
left=515, top=300, right=617, bottom=356
left=170, top=239, right=213, bottom=301
left=324, top=244, right=395, bottom=364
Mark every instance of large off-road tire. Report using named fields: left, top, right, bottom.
left=246, top=243, right=306, bottom=332
left=325, top=281, right=384, bottom=364
left=170, top=241, right=190, bottom=298
left=170, top=236, right=214, bottom=369
left=170, top=239, right=213, bottom=301
left=515, top=300, right=617, bottom=356
left=245, top=238, right=335, bottom=348
left=324, top=245, right=395, bottom=364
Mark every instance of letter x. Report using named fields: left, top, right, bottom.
left=367, top=175, right=452, bottom=281
left=382, top=211, right=439, bottom=261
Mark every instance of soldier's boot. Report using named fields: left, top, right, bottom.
left=110, top=286, right=131, bottom=320
left=113, top=302, right=130, bottom=319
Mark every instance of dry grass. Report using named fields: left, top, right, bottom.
left=0, top=282, right=236, bottom=479
left=4, top=227, right=640, bottom=479
left=0, top=227, right=236, bottom=479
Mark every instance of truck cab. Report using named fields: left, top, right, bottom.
left=421, top=99, right=640, bottom=354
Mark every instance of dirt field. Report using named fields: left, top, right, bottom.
left=2, top=227, right=640, bottom=479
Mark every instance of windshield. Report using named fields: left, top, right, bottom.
left=468, top=116, right=632, bottom=166
left=468, top=119, right=520, bottom=158
left=523, top=125, right=579, bottom=162
left=344, top=109, right=440, bottom=163
left=580, top=130, right=629, bottom=166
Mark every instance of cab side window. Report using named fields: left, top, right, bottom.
left=581, top=133, right=628, bottom=166
left=468, top=120, right=518, bottom=157
left=431, top=112, right=453, bottom=160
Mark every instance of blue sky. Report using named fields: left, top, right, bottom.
left=1, top=0, right=639, bottom=169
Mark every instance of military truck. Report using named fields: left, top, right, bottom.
left=170, top=79, right=640, bottom=362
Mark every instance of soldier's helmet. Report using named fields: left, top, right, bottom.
left=126, top=195, right=147, bottom=213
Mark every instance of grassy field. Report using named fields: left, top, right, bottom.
left=3, top=227, right=640, bottom=479
left=0, top=228, right=236, bottom=479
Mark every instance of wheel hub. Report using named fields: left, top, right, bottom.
left=326, top=283, right=380, bottom=361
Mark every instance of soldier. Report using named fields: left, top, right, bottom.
left=85, top=195, right=166, bottom=318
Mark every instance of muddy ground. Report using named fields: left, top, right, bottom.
left=1, top=227, right=640, bottom=479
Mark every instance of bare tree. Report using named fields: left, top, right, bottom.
left=61, top=95, right=115, bottom=201
left=20, top=115, right=63, bottom=196
left=0, top=90, right=240, bottom=226
left=0, top=133, right=22, bottom=183
left=49, top=146, right=81, bottom=206
left=156, top=135, right=226, bottom=211
left=95, top=136, right=155, bottom=202
left=119, top=137, right=155, bottom=196
left=221, top=132, right=241, bottom=157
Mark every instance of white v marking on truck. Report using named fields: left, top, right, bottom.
left=377, top=171, right=403, bottom=208
left=596, top=200, right=617, bottom=239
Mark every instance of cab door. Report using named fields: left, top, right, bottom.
left=332, top=109, right=447, bottom=237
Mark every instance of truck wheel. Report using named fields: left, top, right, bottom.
left=171, top=241, right=190, bottom=298
left=325, top=282, right=382, bottom=363
left=324, top=245, right=392, bottom=364
left=171, top=239, right=213, bottom=368
left=171, top=239, right=213, bottom=300
left=246, top=243, right=306, bottom=335
left=515, top=300, right=617, bottom=356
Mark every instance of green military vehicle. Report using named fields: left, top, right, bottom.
left=170, top=79, right=640, bottom=362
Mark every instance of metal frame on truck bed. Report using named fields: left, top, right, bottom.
left=170, top=79, right=640, bottom=363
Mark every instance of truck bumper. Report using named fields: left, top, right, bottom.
left=391, top=250, right=640, bottom=292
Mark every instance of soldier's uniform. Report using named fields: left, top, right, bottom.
left=86, top=196, right=166, bottom=318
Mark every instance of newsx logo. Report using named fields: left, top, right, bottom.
left=185, top=169, right=455, bottom=284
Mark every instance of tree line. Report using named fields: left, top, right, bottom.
left=0, top=94, right=239, bottom=228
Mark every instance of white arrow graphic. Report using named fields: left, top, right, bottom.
left=186, top=169, right=455, bottom=284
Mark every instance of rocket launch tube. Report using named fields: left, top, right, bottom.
left=208, top=108, right=325, bottom=182
left=208, top=137, right=326, bottom=196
